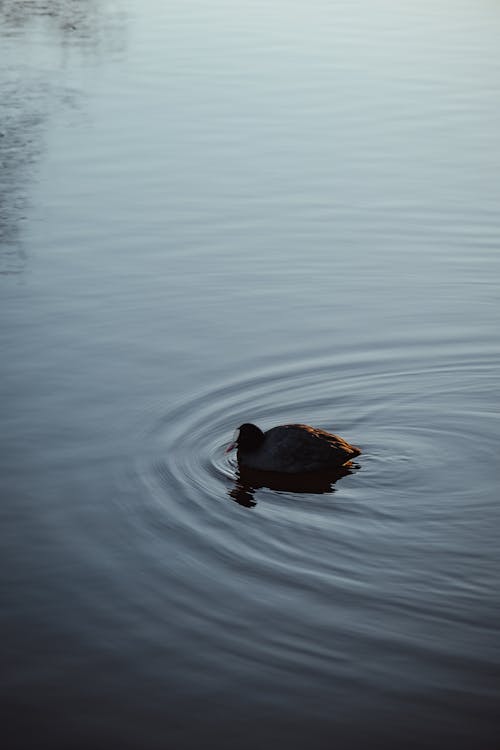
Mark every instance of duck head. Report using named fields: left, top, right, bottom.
left=225, top=423, right=265, bottom=454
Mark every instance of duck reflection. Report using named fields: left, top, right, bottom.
left=229, top=463, right=358, bottom=508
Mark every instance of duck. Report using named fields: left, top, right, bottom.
left=225, top=423, right=360, bottom=474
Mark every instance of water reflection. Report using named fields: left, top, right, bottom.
left=0, top=85, right=42, bottom=276
left=229, top=463, right=358, bottom=508
left=0, top=0, right=125, bottom=47
left=0, top=0, right=127, bottom=275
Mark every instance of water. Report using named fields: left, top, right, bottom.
left=1, top=1, right=499, bottom=747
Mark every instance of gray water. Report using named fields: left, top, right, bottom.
left=1, top=1, right=500, bottom=748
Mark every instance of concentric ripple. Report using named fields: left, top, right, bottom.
left=125, top=342, right=500, bottom=723
left=135, top=341, right=499, bottom=546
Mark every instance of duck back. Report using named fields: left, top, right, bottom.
left=238, top=423, right=360, bottom=473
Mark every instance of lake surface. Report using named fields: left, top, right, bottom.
left=1, top=1, right=500, bottom=748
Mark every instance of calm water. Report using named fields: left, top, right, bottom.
left=1, top=1, right=500, bottom=748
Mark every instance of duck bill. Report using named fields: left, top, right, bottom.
left=225, top=442, right=236, bottom=454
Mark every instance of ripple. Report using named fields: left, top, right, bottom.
left=134, top=343, right=499, bottom=561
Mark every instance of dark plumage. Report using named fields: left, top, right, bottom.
left=225, top=423, right=360, bottom=474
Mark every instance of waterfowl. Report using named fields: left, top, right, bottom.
left=225, top=423, right=360, bottom=474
